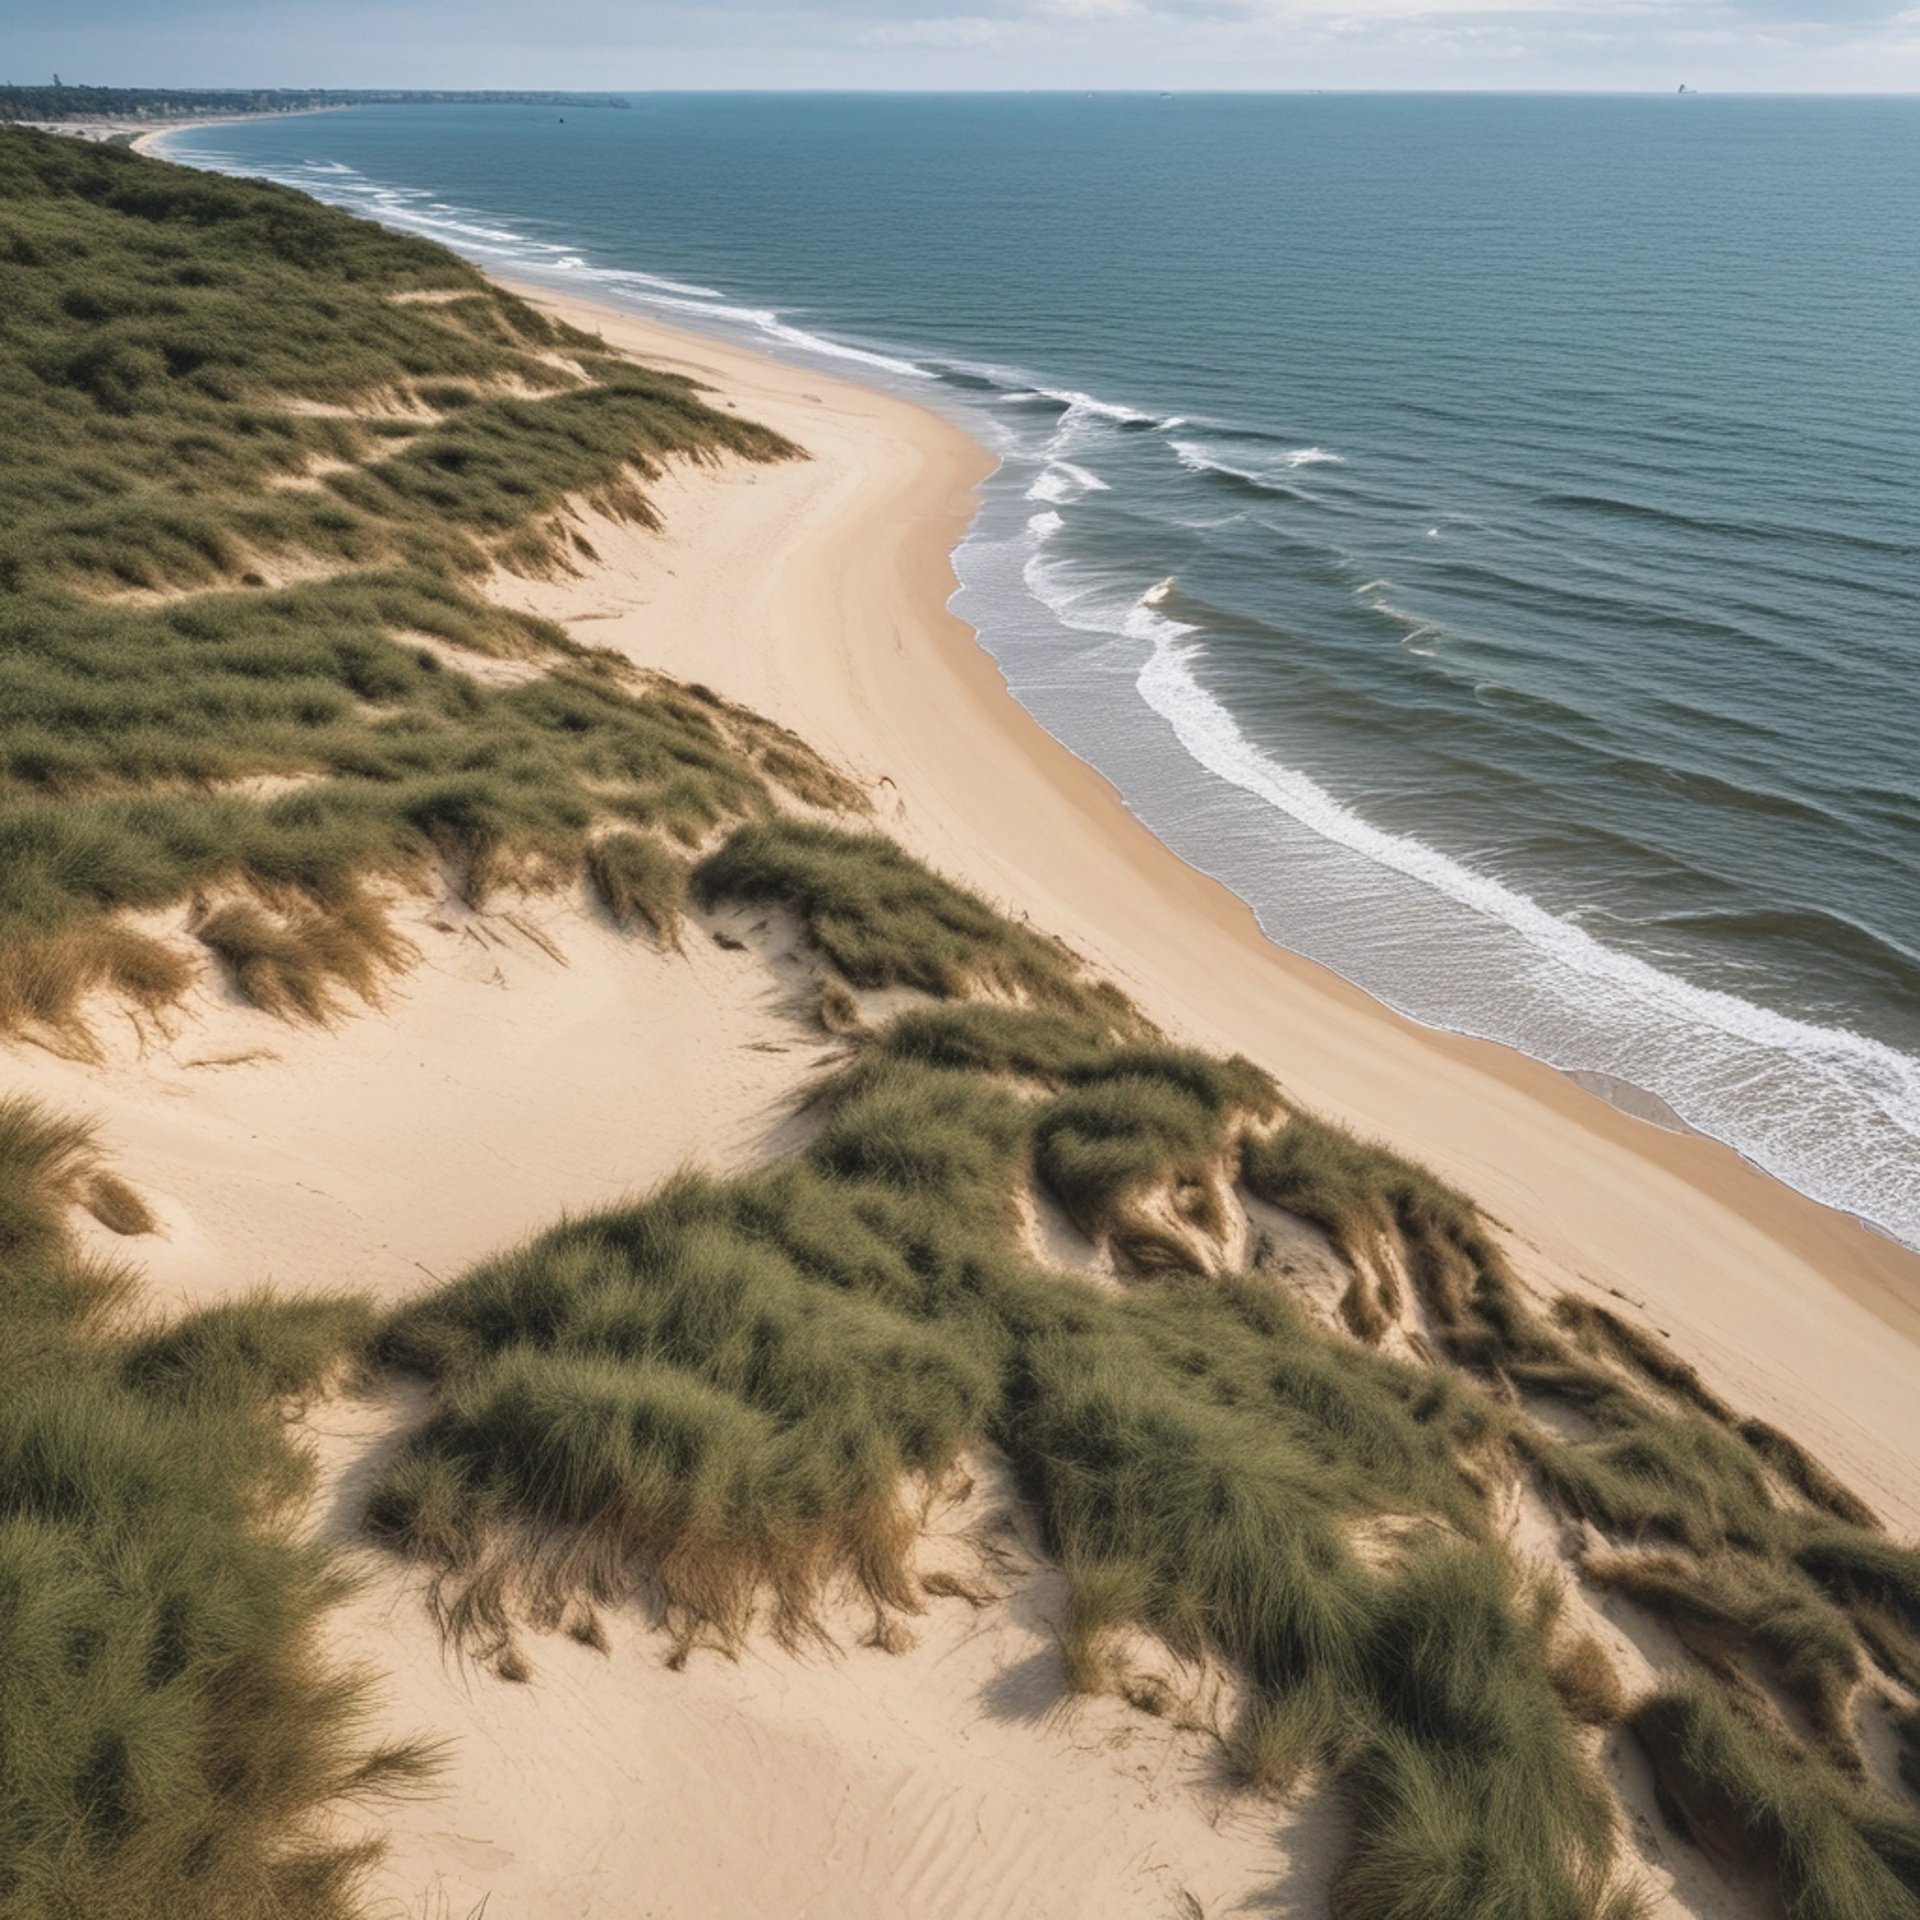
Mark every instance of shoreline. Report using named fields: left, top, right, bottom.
left=17, top=126, right=1911, bottom=1920
left=133, top=129, right=1916, bottom=1251
left=130, top=111, right=332, bottom=155
left=494, top=272, right=1920, bottom=1528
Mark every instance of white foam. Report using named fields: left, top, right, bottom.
left=638, top=295, right=932, bottom=379
left=1283, top=446, right=1344, bottom=467
left=990, top=539, right=1920, bottom=1239
left=1125, top=588, right=1920, bottom=1148
left=1170, top=439, right=1259, bottom=483
left=1169, top=439, right=1304, bottom=496
left=1025, top=461, right=1110, bottom=504
left=1354, top=578, right=1446, bottom=654
left=157, top=140, right=922, bottom=378
left=1004, top=387, right=1170, bottom=429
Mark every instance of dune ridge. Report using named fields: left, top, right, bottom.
left=3, top=128, right=1919, bottom=1920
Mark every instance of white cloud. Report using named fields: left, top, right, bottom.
left=11, top=0, right=1920, bottom=88
left=856, top=12, right=1012, bottom=45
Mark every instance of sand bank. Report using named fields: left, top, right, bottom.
left=498, top=277, right=1920, bottom=1535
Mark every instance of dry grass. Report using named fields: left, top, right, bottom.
left=1547, top=1632, right=1628, bottom=1726
left=1554, top=1297, right=1734, bottom=1421
left=194, top=893, right=412, bottom=1023
left=82, top=1170, right=157, bottom=1237
left=0, top=922, right=196, bottom=1038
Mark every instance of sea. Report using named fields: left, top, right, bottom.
left=153, top=95, right=1920, bottom=1248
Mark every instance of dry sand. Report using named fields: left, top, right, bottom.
left=11, top=886, right=833, bottom=1315
left=6, top=263, right=1915, bottom=1920
left=501, top=279, right=1920, bottom=1538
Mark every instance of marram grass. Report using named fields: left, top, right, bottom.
left=7, top=121, right=1920, bottom=1920
left=0, top=124, right=820, bottom=1036
left=0, top=1097, right=431, bottom=1920
left=377, top=819, right=1920, bottom=1919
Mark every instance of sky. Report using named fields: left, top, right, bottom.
left=7, top=0, right=1920, bottom=95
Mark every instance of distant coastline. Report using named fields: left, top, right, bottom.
left=4, top=85, right=629, bottom=149
left=0, top=83, right=631, bottom=123
left=1, top=84, right=633, bottom=153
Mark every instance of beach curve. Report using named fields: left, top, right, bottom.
left=497, top=275, right=1920, bottom=1535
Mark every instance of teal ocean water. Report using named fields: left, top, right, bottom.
left=158, top=96, right=1920, bottom=1245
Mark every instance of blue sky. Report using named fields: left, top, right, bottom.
left=8, top=0, right=1918, bottom=93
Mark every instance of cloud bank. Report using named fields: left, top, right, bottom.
left=5, top=0, right=1917, bottom=91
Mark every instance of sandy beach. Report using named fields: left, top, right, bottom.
left=8, top=155, right=1915, bottom=1908
left=487, top=277, right=1920, bottom=1533
left=325, top=276, right=1919, bottom=1916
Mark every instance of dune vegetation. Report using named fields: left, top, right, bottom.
left=372, top=833, right=1920, bottom=1920
left=0, top=1097, right=419, bottom=1920
left=2, top=124, right=1918, bottom=1920
left=0, top=125, right=847, bottom=1045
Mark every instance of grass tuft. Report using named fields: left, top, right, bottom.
left=1333, top=1545, right=1633, bottom=1920
left=1739, top=1417, right=1883, bottom=1531
left=123, top=1292, right=380, bottom=1406
left=1242, top=1112, right=1521, bottom=1354
left=586, top=832, right=686, bottom=947
left=1031, top=1050, right=1272, bottom=1270
left=1547, top=1632, right=1627, bottom=1727
left=1587, top=1549, right=1861, bottom=1753
left=0, top=922, right=196, bottom=1037
left=83, top=1170, right=157, bottom=1237
left=1632, top=1682, right=1920, bottom=1920
left=694, top=820, right=1132, bottom=1027
left=195, top=893, right=411, bottom=1023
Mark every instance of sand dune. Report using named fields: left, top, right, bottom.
left=9, top=262, right=1915, bottom=1919
left=499, top=280, right=1920, bottom=1539
left=3, top=886, right=829, bottom=1316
